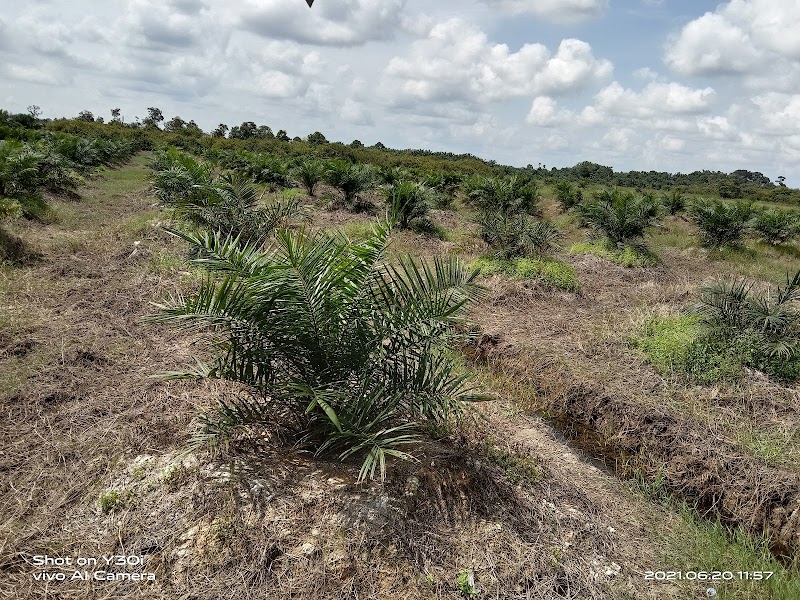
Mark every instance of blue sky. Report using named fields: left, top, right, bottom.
left=1, top=0, right=799, bottom=183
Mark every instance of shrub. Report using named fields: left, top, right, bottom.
left=152, top=221, right=485, bottom=480
left=637, top=273, right=800, bottom=383
left=718, top=180, right=743, bottom=199
left=688, top=198, right=752, bottom=248
left=479, top=212, right=561, bottom=259
left=576, top=189, right=661, bottom=246
left=632, top=315, right=743, bottom=384
left=750, top=208, right=800, bottom=245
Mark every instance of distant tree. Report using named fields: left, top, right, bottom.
left=229, top=121, right=258, bottom=139
left=143, top=107, right=165, bottom=128
left=574, top=161, right=614, bottom=182
left=307, top=131, right=328, bottom=145
left=718, top=180, right=743, bottom=199
left=76, top=110, right=95, bottom=122
left=26, top=105, right=41, bottom=119
left=350, top=139, right=364, bottom=149
left=186, top=120, right=202, bottom=133
left=163, top=115, right=187, bottom=132
left=110, top=108, right=122, bottom=122
left=292, top=136, right=302, bottom=142
left=373, top=142, right=386, bottom=150
left=777, top=175, right=787, bottom=187
left=96, top=116, right=104, bottom=124
left=212, top=124, right=228, bottom=138
left=256, top=125, right=274, bottom=139
left=276, top=129, right=290, bottom=142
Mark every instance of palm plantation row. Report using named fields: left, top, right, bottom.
left=2, top=110, right=799, bottom=480
left=144, top=144, right=800, bottom=480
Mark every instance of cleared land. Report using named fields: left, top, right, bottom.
left=1, top=157, right=798, bottom=599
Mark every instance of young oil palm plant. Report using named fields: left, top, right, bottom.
left=149, top=148, right=214, bottom=206
left=151, top=150, right=301, bottom=245
left=151, top=220, right=485, bottom=480
left=382, top=180, right=431, bottom=229
left=479, top=211, right=561, bottom=259
left=465, top=175, right=539, bottom=216
left=660, top=190, right=686, bottom=215
left=325, top=160, right=374, bottom=208
left=688, top=198, right=753, bottom=248
left=696, top=270, right=800, bottom=378
left=292, top=158, right=325, bottom=196
left=750, top=208, right=800, bottom=245
left=0, top=141, right=42, bottom=197
left=554, top=181, right=582, bottom=212
left=576, top=189, right=661, bottom=246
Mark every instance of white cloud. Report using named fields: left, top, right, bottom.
left=633, top=67, right=658, bottom=80
left=383, top=19, right=612, bottom=104
left=5, top=64, right=66, bottom=85
left=340, top=98, right=374, bottom=125
left=238, top=0, right=407, bottom=46
left=665, top=13, right=760, bottom=76
left=660, top=135, right=685, bottom=152
left=481, top=0, right=608, bottom=23
left=697, top=116, right=736, bottom=140
left=665, top=1, right=800, bottom=79
left=527, top=96, right=570, bottom=127
left=600, top=127, right=634, bottom=151
left=594, top=81, right=716, bottom=118
left=751, top=93, right=800, bottom=134
left=722, top=0, right=800, bottom=60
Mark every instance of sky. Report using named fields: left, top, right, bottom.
left=1, top=0, right=799, bottom=184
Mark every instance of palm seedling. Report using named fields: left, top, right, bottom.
left=576, top=189, right=661, bottom=247
left=750, top=208, right=800, bottom=245
left=688, top=198, right=753, bottom=248
left=0, top=141, right=42, bottom=197
left=376, top=165, right=408, bottom=186
left=151, top=220, right=485, bottom=480
left=151, top=150, right=302, bottom=245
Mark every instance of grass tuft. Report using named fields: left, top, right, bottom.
left=570, top=240, right=659, bottom=267
left=470, top=255, right=579, bottom=292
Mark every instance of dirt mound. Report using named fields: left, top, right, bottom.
left=543, top=378, right=800, bottom=557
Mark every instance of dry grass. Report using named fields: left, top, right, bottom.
left=2, top=164, right=798, bottom=599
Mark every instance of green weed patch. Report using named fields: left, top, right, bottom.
left=570, top=241, right=659, bottom=267
left=470, top=255, right=579, bottom=292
